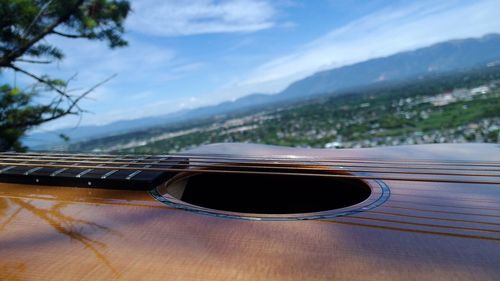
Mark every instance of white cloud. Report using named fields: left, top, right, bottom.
left=12, top=35, right=177, bottom=94
left=230, top=0, right=500, bottom=95
left=127, top=0, right=276, bottom=36
left=15, top=34, right=206, bottom=131
left=17, top=0, right=500, bottom=133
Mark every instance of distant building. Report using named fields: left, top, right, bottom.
left=324, top=141, right=343, bottom=149
left=470, top=86, right=490, bottom=95
left=431, top=92, right=455, bottom=106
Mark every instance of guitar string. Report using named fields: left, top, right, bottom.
left=1, top=188, right=497, bottom=228
left=2, top=185, right=498, bottom=239
left=368, top=210, right=500, bottom=226
left=2, top=188, right=498, bottom=240
left=3, top=151, right=500, bottom=165
left=0, top=161, right=499, bottom=185
left=389, top=190, right=500, bottom=204
left=381, top=205, right=500, bottom=218
left=2, top=158, right=491, bottom=208
left=1, top=158, right=498, bottom=238
left=389, top=189, right=500, bottom=203
left=351, top=202, right=500, bottom=230
left=2, top=152, right=500, bottom=166
left=385, top=193, right=500, bottom=212
left=323, top=220, right=500, bottom=242
left=1, top=155, right=500, bottom=172
left=0, top=157, right=499, bottom=177
left=10, top=154, right=500, bottom=167
left=377, top=204, right=500, bottom=229
left=123, top=154, right=500, bottom=166
left=343, top=215, right=500, bottom=234
left=11, top=184, right=498, bottom=234
left=390, top=193, right=500, bottom=208
left=1, top=178, right=496, bottom=224
left=341, top=216, right=500, bottom=239
left=369, top=206, right=500, bottom=228
left=1, top=155, right=498, bottom=236
left=385, top=198, right=500, bottom=212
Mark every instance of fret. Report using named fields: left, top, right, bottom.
left=0, top=165, right=16, bottom=174
left=76, top=169, right=94, bottom=178
left=50, top=161, right=84, bottom=176
left=0, top=155, right=188, bottom=190
left=24, top=167, right=43, bottom=175
left=0, top=161, right=29, bottom=174
left=76, top=161, right=115, bottom=186
left=102, top=157, right=142, bottom=179
left=100, top=157, right=127, bottom=179
left=51, top=167, right=69, bottom=177
left=125, top=170, right=143, bottom=180
left=101, top=169, right=118, bottom=179
left=76, top=163, right=109, bottom=179
left=23, top=159, right=55, bottom=176
left=125, top=157, right=165, bottom=180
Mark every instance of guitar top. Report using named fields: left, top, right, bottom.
left=0, top=143, right=499, bottom=280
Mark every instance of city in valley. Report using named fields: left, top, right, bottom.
left=70, top=66, right=500, bottom=154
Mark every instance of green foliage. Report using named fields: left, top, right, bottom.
left=0, top=84, right=61, bottom=150
left=69, top=66, right=500, bottom=154
left=0, top=0, right=130, bottom=151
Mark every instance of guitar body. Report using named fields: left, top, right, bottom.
left=0, top=143, right=499, bottom=280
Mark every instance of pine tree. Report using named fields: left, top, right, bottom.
left=0, top=0, right=130, bottom=151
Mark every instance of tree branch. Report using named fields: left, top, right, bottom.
left=66, top=74, right=116, bottom=113
left=16, top=58, right=53, bottom=64
left=52, top=30, right=88, bottom=39
left=9, top=64, right=73, bottom=100
left=22, top=0, right=55, bottom=38
left=8, top=74, right=116, bottom=128
left=0, top=0, right=85, bottom=67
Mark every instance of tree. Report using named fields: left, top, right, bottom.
left=0, top=0, right=130, bottom=151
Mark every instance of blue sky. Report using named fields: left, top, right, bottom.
left=4, top=0, right=500, bottom=131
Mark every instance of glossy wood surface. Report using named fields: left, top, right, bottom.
left=0, top=143, right=499, bottom=280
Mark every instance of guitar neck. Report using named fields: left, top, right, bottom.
left=0, top=152, right=185, bottom=190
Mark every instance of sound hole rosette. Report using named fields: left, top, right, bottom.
left=150, top=166, right=390, bottom=221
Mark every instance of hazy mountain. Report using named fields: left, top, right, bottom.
left=280, top=33, right=500, bottom=99
left=24, top=93, right=278, bottom=149
left=23, top=110, right=188, bottom=149
left=25, top=33, right=500, bottom=149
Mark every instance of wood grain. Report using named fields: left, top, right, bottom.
left=0, top=143, right=499, bottom=280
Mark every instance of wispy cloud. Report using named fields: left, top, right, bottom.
left=14, top=35, right=177, bottom=90
left=16, top=35, right=205, bottom=130
left=230, top=0, right=500, bottom=95
left=127, top=0, right=277, bottom=36
left=17, top=0, right=500, bottom=133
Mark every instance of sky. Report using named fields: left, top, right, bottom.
left=3, top=0, right=500, bottom=132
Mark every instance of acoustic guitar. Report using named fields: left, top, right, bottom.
left=0, top=143, right=499, bottom=280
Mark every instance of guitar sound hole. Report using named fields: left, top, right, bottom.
left=165, top=173, right=371, bottom=214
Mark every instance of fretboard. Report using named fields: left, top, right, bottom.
left=0, top=152, right=187, bottom=190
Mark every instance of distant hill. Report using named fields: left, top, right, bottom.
left=280, top=33, right=500, bottom=99
left=25, top=33, right=500, bottom=149
left=23, top=110, right=188, bottom=149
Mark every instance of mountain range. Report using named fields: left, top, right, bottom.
left=25, top=33, right=500, bottom=149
